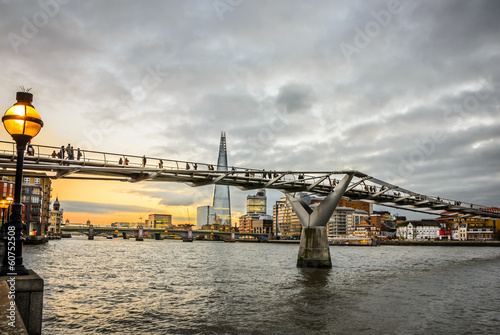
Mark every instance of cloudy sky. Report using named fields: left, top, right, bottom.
left=1, top=0, right=499, bottom=224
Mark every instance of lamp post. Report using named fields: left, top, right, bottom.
left=0, top=200, right=8, bottom=230
left=0, top=91, right=43, bottom=276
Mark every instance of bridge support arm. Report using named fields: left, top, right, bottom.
left=285, top=174, right=353, bottom=268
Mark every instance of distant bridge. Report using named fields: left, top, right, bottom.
left=0, top=140, right=499, bottom=220
left=60, top=225, right=269, bottom=241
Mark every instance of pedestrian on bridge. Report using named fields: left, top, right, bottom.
left=77, top=148, right=82, bottom=160
left=66, top=144, right=71, bottom=159
left=142, top=155, right=147, bottom=167
left=26, top=143, right=35, bottom=156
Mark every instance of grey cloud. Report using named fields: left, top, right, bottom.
left=62, top=201, right=151, bottom=214
left=1, top=0, right=499, bottom=214
left=276, top=83, right=313, bottom=114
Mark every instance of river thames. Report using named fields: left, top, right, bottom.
left=23, top=237, right=500, bottom=334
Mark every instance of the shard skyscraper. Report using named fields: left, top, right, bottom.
left=212, top=131, right=231, bottom=226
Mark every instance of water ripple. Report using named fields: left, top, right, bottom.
left=22, top=238, right=500, bottom=334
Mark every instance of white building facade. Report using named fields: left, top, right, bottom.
left=397, top=220, right=442, bottom=240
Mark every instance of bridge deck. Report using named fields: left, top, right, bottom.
left=1, top=141, right=499, bottom=219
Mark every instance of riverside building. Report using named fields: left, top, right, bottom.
left=396, top=220, right=442, bottom=240
left=48, top=197, right=64, bottom=234
left=274, top=195, right=372, bottom=239
left=148, top=214, right=172, bottom=229
left=1, top=172, right=52, bottom=236
left=328, top=207, right=355, bottom=237
left=238, top=190, right=267, bottom=233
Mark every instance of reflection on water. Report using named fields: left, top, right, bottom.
left=23, top=238, right=500, bottom=334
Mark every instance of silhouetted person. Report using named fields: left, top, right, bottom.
left=77, top=148, right=82, bottom=160
left=124, top=157, right=129, bottom=165
left=66, top=144, right=71, bottom=158
left=51, top=150, right=57, bottom=158
left=159, top=160, right=163, bottom=168
left=186, top=162, right=190, bottom=170
left=59, top=146, right=65, bottom=159
left=26, top=143, right=34, bottom=156
left=119, top=157, right=123, bottom=165
left=142, top=155, right=147, bottom=167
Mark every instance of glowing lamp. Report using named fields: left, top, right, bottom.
left=0, top=91, right=44, bottom=276
left=2, top=92, right=43, bottom=142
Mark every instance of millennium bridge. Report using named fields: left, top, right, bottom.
left=1, top=140, right=499, bottom=267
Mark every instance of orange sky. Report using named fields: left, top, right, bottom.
left=51, top=178, right=244, bottom=226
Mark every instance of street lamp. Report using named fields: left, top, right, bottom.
left=0, top=200, right=8, bottom=230
left=0, top=197, right=13, bottom=230
left=1, top=91, right=43, bottom=275
left=4, top=196, right=14, bottom=232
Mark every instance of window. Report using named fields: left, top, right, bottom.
left=31, top=196, right=40, bottom=204
left=24, top=177, right=30, bottom=184
left=34, top=178, right=40, bottom=185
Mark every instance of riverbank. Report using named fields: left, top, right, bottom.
left=380, top=240, right=500, bottom=247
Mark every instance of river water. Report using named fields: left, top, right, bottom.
left=23, top=237, right=500, bottom=334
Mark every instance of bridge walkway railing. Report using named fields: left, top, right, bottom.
left=0, top=140, right=499, bottom=219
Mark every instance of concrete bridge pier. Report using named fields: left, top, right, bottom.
left=286, top=174, right=353, bottom=268
left=154, top=233, right=162, bottom=240
left=136, top=226, right=144, bottom=241
left=122, top=232, right=129, bottom=239
left=88, top=225, right=94, bottom=240
left=182, top=228, right=194, bottom=242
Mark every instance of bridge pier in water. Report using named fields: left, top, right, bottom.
left=88, top=225, right=94, bottom=240
left=286, top=174, right=353, bottom=268
left=182, top=228, right=194, bottom=242
left=136, top=226, right=144, bottom=241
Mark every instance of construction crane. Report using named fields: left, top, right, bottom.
left=139, top=211, right=151, bottom=225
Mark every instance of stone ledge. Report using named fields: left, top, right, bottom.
left=0, top=280, right=28, bottom=334
left=0, top=270, right=44, bottom=292
left=0, top=270, right=44, bottom=335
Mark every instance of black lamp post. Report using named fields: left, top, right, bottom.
left=0, top=91, right=43, bottom=276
